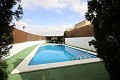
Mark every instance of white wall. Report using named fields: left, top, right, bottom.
left=6, top=40, right=46, bottom=59
left=65, top=37, right=95, bottom=51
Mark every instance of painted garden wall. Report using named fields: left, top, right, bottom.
left=13, top=28, right=46, bottom=44
left=65, top=37, right=95, bottom=51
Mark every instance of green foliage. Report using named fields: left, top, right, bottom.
left=64, top=30, right=67, bottom=38
left=63, top=30, right=67, bottom=43
left=0, top=0, right=23, bottom=80
left=0, top=61, right=8, bottom=80
left=86, top=0, right=120, bottom=80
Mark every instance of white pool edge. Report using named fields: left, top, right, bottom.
left=11, top=44, right=101, bottom=74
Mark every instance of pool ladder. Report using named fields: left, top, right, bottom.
left=75, top=54, right=90, bottom=60
left=73, top=51, right=90, bottom=60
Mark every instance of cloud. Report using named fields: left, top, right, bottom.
left=68, top=0, right=87, bottom=16
left=21, top=0, right=87, bottom=16
left=18, top=0, right=87, bottom=36
left=21, top=0, right=67, bottom=10
left=15, top=21, right=72, bottom=36
left=15, top=21, right=29, bottom=27
left=31, top=25, right=72, bottom=36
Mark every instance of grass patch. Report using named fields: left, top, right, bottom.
left=6, top=44, right=38, bottom=79
left=6, top=44, right=109, bottom=80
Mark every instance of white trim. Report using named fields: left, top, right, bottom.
left=11, top=44, right=101, bottom=74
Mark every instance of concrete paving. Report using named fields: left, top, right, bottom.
left=11, top=44, right=101, bottom=74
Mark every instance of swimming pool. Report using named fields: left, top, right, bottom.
left=11, top=44, right=100, bottom=74
left=29, top=45, right=96, bottom=65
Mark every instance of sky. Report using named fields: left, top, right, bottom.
left=15, top=0, right=88, bottom=36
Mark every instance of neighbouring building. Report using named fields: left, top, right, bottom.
left=65, top=20, right=94, bottom=38
left=46, top=36, right=64, bottom=43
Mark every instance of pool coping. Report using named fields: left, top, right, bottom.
left=11, top=44, right=101, bottom=74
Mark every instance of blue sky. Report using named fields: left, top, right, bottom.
left=16, top=0, right=87, bottom=36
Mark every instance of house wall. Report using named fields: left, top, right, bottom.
left=65, top=37, right=95, bottom=51
left=65, top=20, right=95, bottom=51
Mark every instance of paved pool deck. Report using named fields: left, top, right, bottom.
left=6, top=44, right=109, bottom=80
left=11, top=44, right=101, bottom=74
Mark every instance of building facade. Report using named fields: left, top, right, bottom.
left=65, top=20, right=94, bottom=38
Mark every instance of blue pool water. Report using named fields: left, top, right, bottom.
left=29, top=45, right=96, bottom=65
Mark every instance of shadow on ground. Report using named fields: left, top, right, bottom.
left=9, top=59, right=109, bottom=80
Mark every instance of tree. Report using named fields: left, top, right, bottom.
left=85, top=0, right=120, bottom=80
left=64, top=30, right=67, bottom=38
left=0, top=0, right=23, bottom=80
left=63, top=30, right=67, bottom=43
